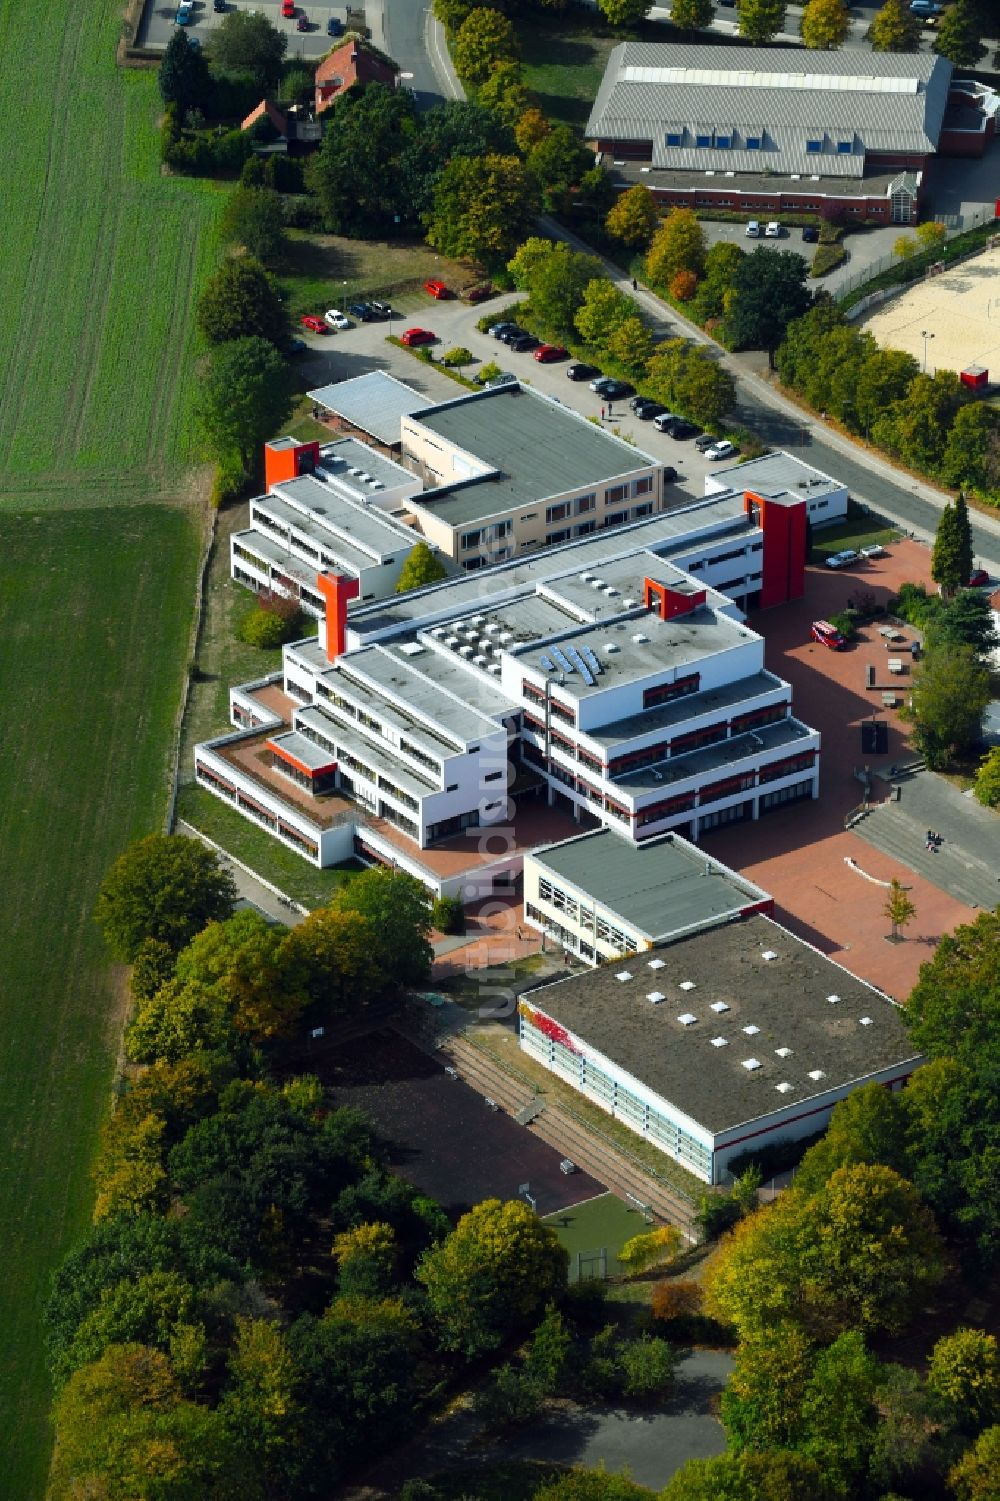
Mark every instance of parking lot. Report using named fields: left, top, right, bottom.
left=697, top=217, right=903, bottom=297
left=139, top=0, right=347, bottom=58
left=298, top=290, right=740, bottom=506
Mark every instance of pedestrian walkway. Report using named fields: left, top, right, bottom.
left=854, top=773, right=1000, bottom=911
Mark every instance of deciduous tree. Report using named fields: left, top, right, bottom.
left=726, top=248, right=812, bottom=364
left=207, top=8, right=287, bottom=88
left=173, top=908, right=310, bottom=1040
left=669, top=0, right=714, bottom=28
left=793, top=1081, right=911, bottom=1196
left=738, top=0, right=787, bottom=44
left=513, top=241, right=603, bottom=337
left=916, top=218, right=947, bottom=252
left=801, top=0, right=849, bottom=48
left=948, top=1424, right=1000, bottom=1500
left=646, top=207, right=706, bottom=285
left=221, top=187, right=287, bottom=266
left=95, top=834, right=237, bottom=962
left=527, top=125, right=592, bottom=213
left=884, top=878, right=916, bottom=941
left=125, top=977, right=238, bottom=1065
left=399, top=98, right=514, bottom=217
left=425, top=153, right=536, bottom=263
left=942, top=405, right=1000, bottom=494
left=662, top=1451, right=834, bottom=1501
left=477, top=61, right=530, bottom=125
left=396, top=541, right=448, bottom=593
left=606, top=184, right=660, bottom=248
left=854, top=346, right=920, bottom=436
left=933, top=0, right=986, bottom=67
left=222, top=1317, right=301, bottom=1493
left=197, top=257, right=288, bottom=347
left=453, top=7, right=519, bottom=84
left=927, top=1329, right=1000, bottom=1434
left=416, top=1198, right=567, bottom=1355
left=159, top=28, right=211, bottom=112
left=198, top=336, right=295, bottom=471
left=872, top=370, right=963, bottom=472
left=973, top=746, right=1000, bottom=808
left=905, top=910, right=1000, bottom=1066
left=335, top=867, right=433, bottom=986
left=514, top=108, right=551, bottom=154
left=574, top=278, right=637, bottom=349
left=905, top=642, right=990, bottom=767
left=926, top=590, right=999, bottom=660
left=597, top=0, right=652, bottom=23
left=332, top=1221, right=397, bottom=1296
left=869, top=0, right=921, bottom=51
left=308, top=84, right=418, bottom=237
left=605, top=315, right=654, bottom=377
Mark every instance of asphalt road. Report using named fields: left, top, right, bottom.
left=380, top=0, right=460, bottom=108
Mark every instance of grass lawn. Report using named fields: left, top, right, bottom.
left=0, top=508, right=201, bottom=1500
left=279, top=231, right=479, bottom=320
left=515, top=13, right=621, bottom=129
left=810, top=520, right=903, bottom=561
left=0, top=0, right=226, bottom=1489
left=543, top=1191, right=651, bottom=1279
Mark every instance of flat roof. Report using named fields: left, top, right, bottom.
left=310, top=371, right=432, bottom=446
left=407, top=386, right=658, bottom=525
left=269, top=729, right=337, bottom=772
left=318, top=437, right=419, bottom=493
left=522, top=605, right=757, bottom=701
left=262, top=482, right=416, bottom=566
left=530, top=828, right=769, bottom=940
left=335, top=644, right=510, bottom=747
left=348, top=493, right=751, bottom=638
left=710, top=450, right=843, bottom=500
left=588, top=669, right=787, bottom=748
left=613, top=715, right=812, bottom=793
left=525, top=913, right=922, bottom=1135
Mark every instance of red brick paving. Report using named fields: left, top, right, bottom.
left=702, top=541, right=974, bottom=1001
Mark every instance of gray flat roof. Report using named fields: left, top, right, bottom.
left=588, top=42, right=950, bottom=177
left=261, top=484, right=415, bottom=566
left=234, top=530, right=330, bottom=591
left=269, top=729, right=337, bottom=771
left=589, top=669, right=787, bottom=748
left=311, top=371, right=432, bottom=446
left=609, top=159, right=913, bottom=201
left=318, top=437, right=418, bottom=492
left=523, top=606, right=757, bottom=701
left=525, top=914, right=922, bottom=1135
left=531, top=828, right=769, bottom=941
left=348, top=493, right=751, bottom=638
left=408, top=386, right=657, bottom=525
left=336, top=645, right=508, bottom=747
left=614, top=715, right=812, bottom=793
left=711, top=450, right=843, bottom=500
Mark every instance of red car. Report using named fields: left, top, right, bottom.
left=464, top=284, right=494, bottom=303
left=281, top=0, right=295, bottom=15
left=401, top=327, right=435, bottom=346
left=811, top=619, right=846, bottom=650
left=968, top=568, right=990, bottom=588
left=423, top=279, right=452, bottom=300
left=300, top=315, right=328, bottom=334
left=534, top=343, right=568, bottom=363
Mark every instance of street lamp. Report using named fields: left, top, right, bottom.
left=921, top=329, right=935, bottom=374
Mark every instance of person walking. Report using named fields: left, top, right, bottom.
left=601, top=405, right=606, bottom=420
left=632, top=277, right=638, bottom=291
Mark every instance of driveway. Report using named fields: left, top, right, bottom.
left=698, top=218, right=902, bottom=297
left=495, top=1349, right=733, bottom=1490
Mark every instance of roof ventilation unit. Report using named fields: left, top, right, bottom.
left=488, top=664, right=502, bottom=675
left=859, top=1016, right=874, bottom=1026
left=647, top=958, right=665, bottom=970
left=459, top=645, right=474, bottom=657
left=761, top=949, right=778, bottom=962
left=743, top=1024, right=760, bottom=1036
left=775, top=1082, right=793, bottom=1094
left=604, top=642, right=620, bottom=654
left=679, top=980, right=696, bottom=992
left=710, top=1000, right=730, bottom=1014
left=678, top=1012, right=697, bottom=1026
left=826, top=994, right=841, bottom=1004
left=616, top=971, right=632, bottom=982
left=647, top=991, right=666, bottom=1004
left=631, top=633, right=650, bottom=645
left=742, top=1058, right=762, bottom=1071
left=808, top=1069, right=826, bottom=1082
left=473, top=655, right=488, bottom=666
left=710, top=1036, right=728, bottom=1048
left=775, top=1046, right=792, bottom=1058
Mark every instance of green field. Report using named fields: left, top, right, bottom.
left=544, top=1191, right=651, bottom=1279
left=0, top=1, right=226, bottom=1491
left=515, top=15, right=621, bottom=129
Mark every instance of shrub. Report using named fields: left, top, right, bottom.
left=237, top=599, right=302, bottom=649
left=472, top=1364, right=544, bottom=1430
left=695, top=1191, right=741, bottom=1241
left=651, top=1280, right=703, bottom=1325
left=440, top=346, right=473, bottom=368
left=210, top=451, right=247, bottom=508
left=618, top=1335, right=678, bottom=1403
left=431, top=896, right=465, bottom=935
left=477, top=360, right=503, bottom=383
left=891, top=581, right=935, bottom=627
left=810, top=243, right=847, bottom=278
left=828, top=610, right=856, bottom=641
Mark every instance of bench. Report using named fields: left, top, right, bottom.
left=888, top=658, right=904, bottom=675
left=882, top=692, right=898, bottom=708
left=879, top=627, right=904, bottom=643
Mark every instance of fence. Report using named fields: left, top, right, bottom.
left=836, top=207, right=999, bottom=303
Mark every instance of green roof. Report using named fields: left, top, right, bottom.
left=530, top=828, right=769, bottom=941
left=412, top=387, right=656, bottom=526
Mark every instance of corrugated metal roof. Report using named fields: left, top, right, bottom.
left=310, top=371, right=432, bottom=446
left=588, top=42, right=952, bottom=180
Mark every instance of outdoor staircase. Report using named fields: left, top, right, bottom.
left=855, top=803, right=1000, bottom=910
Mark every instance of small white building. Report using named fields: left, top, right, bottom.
left=519, top=913, right=923, bottom=1184
left=705, top=450, right=849, bottom=528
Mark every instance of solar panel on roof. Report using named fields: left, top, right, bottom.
left=582, top=646, right=603, bottom=676
left=539, top=655, right=555, bottom=673
left=551, top=647, right=574, bottom=674
left=566, top=647, right=594, bottom=686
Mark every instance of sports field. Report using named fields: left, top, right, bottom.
left=0, top=1, right=223, bottom=1493
left=860, top=244, right=1000, bottom=379
left=543, top=1191, right=651, bottom=1279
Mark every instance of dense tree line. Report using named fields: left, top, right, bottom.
left=46, top=836, right=578, bottom=1497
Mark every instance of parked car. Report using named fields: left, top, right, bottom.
left=508, top=333, right=540, bottom=353
left=424, top=279, right=452, bottom=299
left=859, top=542, right=885, bottom=559
left=213, top=0, right=226, bottom=11
left=745, top=220, right=761, bottom=238
left=175, top=1, right=194, bottom=23
left=489, top=321, right=520, bottom=339
left=824, top=549, right=860, bottom=570
left=566, top=362, right=599, bottom=381
left=347, top=302, right=374, bottom=321
left=909, top=0, right=942, bottom=14
left=282, top=336, right=307, bottom=356
left=694, top=432, right=720, bottom=451
left=664, top=417, right=699, bottom=440
left=630, top=394, right=658, bottom=413
left=802, top=225, right=819, bottom=243
left=590, top=376, right=633, bottom=398
left=281, top=0, right=295, bottom=15
left=401, top=327, right=435, bottom=346
left=497, top=325, right=528, bottom=345
left=704, top=440, right=738, bottom=460
left=662, top=465, right=678, bottom=483
left=765, top=221, right=782, bottom=238
left=485, top=372, right=518, bottom=389
left=968, top=567, right=991, bottom=587
left=367, top=300, right=395, bottom=318
left=296, top=15, right=309, bottom=30
left=652, top=410, right=678, bottom=431
left=323, top=309, right=350, bottom=329
left=636, top=401, right=667, bottom=420
left=464, top=284, right=494, bottom=303
left=327, top=14, right=343, bottom=33
left=534, top=344, right=568, bottom=363
left=811, top=619, right=846, bottom=650
left=300, top=315, right=329, bottom=334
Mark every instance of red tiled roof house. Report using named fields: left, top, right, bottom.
left=315, top=41, right=398, bottom=116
